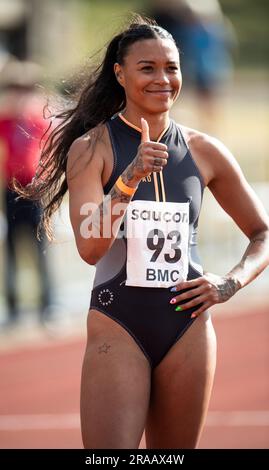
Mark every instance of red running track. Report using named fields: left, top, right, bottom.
left=0, top=305, right=268, bottom=449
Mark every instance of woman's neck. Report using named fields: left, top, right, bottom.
left=121, top=108, right=170, bottom=141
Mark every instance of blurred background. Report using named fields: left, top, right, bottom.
left=0, top=0, right=268, bottom=449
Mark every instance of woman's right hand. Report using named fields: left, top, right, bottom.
left=122, top=118, right=169, bottom=187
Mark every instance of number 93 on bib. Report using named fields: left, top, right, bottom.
left=126, top=200, right=190, bottom=288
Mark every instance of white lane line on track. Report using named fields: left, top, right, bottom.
left=206, top=411, right=269, bottom=427
left=0, top=414, right=80, bottom=430
left=0, top=411, right=269, bottom=431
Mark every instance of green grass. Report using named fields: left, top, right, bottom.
left=74, top=0, right=269, bottom=67
left=55, top=0, right=269, bottom=78
left=74, top=0, right=147, bottom=63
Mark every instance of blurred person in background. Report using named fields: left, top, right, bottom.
left=0, top=59, right=52, bottom=327
left=149, top=0, right=236, bottom=131
left=16, top=15, right=269, bottom=449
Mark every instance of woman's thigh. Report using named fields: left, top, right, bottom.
left=145, top=311, right=217, bottom=449
left=80, top=309, right=151, bottom=449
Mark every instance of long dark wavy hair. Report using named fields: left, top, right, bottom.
left=17, top=14, right=176, bottom=239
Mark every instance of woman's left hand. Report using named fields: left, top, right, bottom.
left=170, top=272, right=241, bottom=318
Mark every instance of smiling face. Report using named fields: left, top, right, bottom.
left=114, top=37, right=182, bottom=115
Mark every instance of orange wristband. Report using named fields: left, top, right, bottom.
left=115, top=176, right=137, bottom=196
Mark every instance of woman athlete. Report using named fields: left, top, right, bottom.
left=21, top=16, right=269, bottom=449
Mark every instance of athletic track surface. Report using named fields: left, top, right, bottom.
left=0, top=301, right=268, bottom=449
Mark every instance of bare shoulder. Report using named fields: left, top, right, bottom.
left=66, top=124, right=109, bottom=180
left=179, top=124, right=241, bottom=186
left=180, top=124, right=233, bottom=160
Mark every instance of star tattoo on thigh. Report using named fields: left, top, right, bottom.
left=98, top=343, right=111, bottom=354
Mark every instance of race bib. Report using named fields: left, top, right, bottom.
left=126, top=200, right=190, bottom=288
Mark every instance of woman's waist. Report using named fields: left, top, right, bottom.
left=93, top=256, right=203, bottom=291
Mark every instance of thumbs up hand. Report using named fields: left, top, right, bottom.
left=141, top=117, right=150, bottom=143
left=122, top=118, right=169, bottom=186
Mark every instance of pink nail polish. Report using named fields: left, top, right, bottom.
left=191, top=313, right=196, bottom=318
left=170, top=298, right=176, bottom=304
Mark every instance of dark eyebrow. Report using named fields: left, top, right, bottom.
left=137, top=60, right=179, bottom=65
left=137, top=60, right=155, bottom=64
